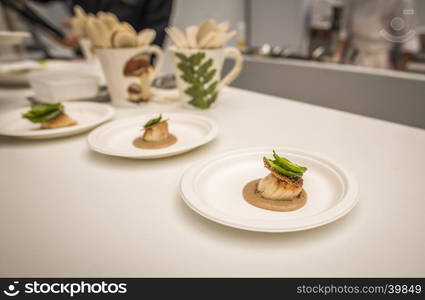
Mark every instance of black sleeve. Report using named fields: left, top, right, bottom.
left=136, top=0, right=173, bottom=47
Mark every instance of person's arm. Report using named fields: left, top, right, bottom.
left=139, top=0, right=172, bottom=47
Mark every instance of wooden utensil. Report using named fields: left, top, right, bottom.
left=185, top=26, right=198, bottom=49
left=137, top=29, right=156, bottom=46
left=218, top=31, right=236, bottom=48
left=97, top=12, right=119, bottom=31
left=165, top=27, right=186, bottom=48
left=86, top=17, right=103, bottom=47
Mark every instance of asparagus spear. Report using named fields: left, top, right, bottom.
left=264, top=157, right=303, bottom=178
left=272, top=150, right=307, bottom=174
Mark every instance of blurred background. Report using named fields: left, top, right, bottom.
left=2, top=0, right=425, bottom=70
left=1, top=0, right=425, bottom=128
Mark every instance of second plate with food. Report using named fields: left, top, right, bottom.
left=87, top=113, right=218, bottom=159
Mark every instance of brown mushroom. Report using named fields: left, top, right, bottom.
left=123, top=56, right=153, bottom=101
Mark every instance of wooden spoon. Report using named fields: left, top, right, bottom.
left=71, top=17, right=86, bottom=37
left=185, top=26, right=198, bottom=48
left=196, top=19, right=216, bottom=44
left=170, top=27, right=189, bottom=48
left=165, top=27, right=187, bottom=48
left=118, top=22, right=137, bottom=35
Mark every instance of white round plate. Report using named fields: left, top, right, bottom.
left=0, top=102, right=115, bottom=139
left=87, top=113, right=218, bottom=159
left=180, top=147, right=358, bottom=232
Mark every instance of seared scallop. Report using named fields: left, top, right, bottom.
left=142, top=120, right=169, bottom=142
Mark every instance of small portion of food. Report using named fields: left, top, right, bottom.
left=133, top=114, right=177, bottom=149
left=22, top=103, right=77, bottom=129
left=242, top=151, right=308, bottom=212
left=258, top=151, right=307, bottom=200
left=142, top=114, right=168, bottom=142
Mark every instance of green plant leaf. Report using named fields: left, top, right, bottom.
left=144, top=114, right=162, bottom=128
left=175, top=52, right=189, bottom=62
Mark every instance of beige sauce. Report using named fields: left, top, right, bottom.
left=242, top=179, right=307, bottom=212
left=133, top=134, right=177, bottom=149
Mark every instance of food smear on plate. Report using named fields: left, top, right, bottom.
left=133, top=114, right=177, bottom=149
left=22, top=103, right=77, bottom=129
left=243, top=151, right=308, bottom=212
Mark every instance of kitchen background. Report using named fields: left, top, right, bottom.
left=1, top=0, right=425, bottom=128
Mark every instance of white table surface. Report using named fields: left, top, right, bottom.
left=1, top=86, right=425, bottom=277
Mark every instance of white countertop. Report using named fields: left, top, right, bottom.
left=1, top=87, right=425, bottom=277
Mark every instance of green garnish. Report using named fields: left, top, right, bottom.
left=263, top=151, right=307, bottom=178
left=22, top=103, right=63, bottom=123
left=144, top=114, right=162, bottom=128
left=272, top=150, right=307, bottom=173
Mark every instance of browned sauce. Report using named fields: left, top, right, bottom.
left=242, top=179, right=307, bottom=212
left=133, top=134, right=177, bottom=150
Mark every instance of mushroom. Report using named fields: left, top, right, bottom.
left=123, top=56, right=153, bottom=101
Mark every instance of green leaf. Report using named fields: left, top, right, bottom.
left=144, top=114, right=162, bottom=128
left=189, top=52, right=205, bottom=65
left=22, top=103, right=63, bottom=123
left=198, top=58, right=213, bottom=74
left=175, top=52, right=189, bottom=62
left=202, top=69, right=216, bottom=84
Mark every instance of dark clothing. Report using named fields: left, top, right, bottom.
left=35, top=0, right=173, bottom=47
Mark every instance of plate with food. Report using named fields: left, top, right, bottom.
left=0, top=102, right=115, bottom=139
left=180, top=147, right=358, bottom=232
left=87, top=113, right=218, bottom=159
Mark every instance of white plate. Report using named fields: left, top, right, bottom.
left=180, top=147, right=358, bottom=232
left=87, top=113, right=218, bottom=159
left=0, top=102, right=115, bottom=139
